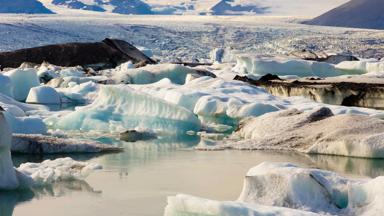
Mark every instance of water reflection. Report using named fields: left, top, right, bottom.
left=307, top=154, right=384, bottom=178
left=100, top=136, right=200, bottom=173
left=0, top=180, right=99, bottom=216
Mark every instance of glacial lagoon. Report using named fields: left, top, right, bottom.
left=5, top=138, right=384, bottom=216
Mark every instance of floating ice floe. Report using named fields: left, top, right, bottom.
left=17, top=157, right=102, bottom=186
left=202, top=107, right=384, bottom=158
left=48, top=85, right=201, bottom=135
left=165, top=162, right=384, bottom=216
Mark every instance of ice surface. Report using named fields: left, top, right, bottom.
left=26, top=86, right=61, bottom=104
left=233, top=56, right=345, bottom=78
left=11, top=133, right=122, bottom=154
left=17, top=157, right=102, bottom=186
left=165, top=194, right=318, bottom=216
left=165, top=162, right=384, bottom=216
left=231, top=107, right=384, bottom=158
left=4, top=68, right=40, bottom=101
left=56, top=81, right=99, bottom=103
left=0, top=74, right=13, bottom=97
left=4, top=111, right=47, bottom=134
left=0, top=111, right=20, bottom=190
left=130, top=76, right=383, bottom=134
left=336, top=59, right=384, bottom=75
left=108, top=63, right=203, bottom=85
left=49, top=85, right=201, bottom=135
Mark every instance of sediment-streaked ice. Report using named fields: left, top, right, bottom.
left=222, top=107, right=384, bottom=158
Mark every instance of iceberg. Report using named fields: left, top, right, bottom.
left=227, top=107, right=384, bottom=158
left=49, top=85, right=201, bottom=135
left=4, top=68, right=40, bottom=101
left=233, top=56, right=343, bottom=78
left=165, top=162, right=384, bottom=216
left=26, top=86, right=61, bottom=104
left=109, top=63, right=209, bottom=85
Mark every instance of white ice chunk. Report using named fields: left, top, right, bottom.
left=4, top=68, right=40, bottom=101
left=233, top=56, right=342, bottom=77
left=17, top=157, right=102, bottom=186
left=26, top=86, right=61, bottom=104
left=110, top=63, right=201, bottom=84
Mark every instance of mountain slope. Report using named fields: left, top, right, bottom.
left=305, top=0, right=384, bottom=29
left=51, top=0, right=153, bottom=14
left=0, top=0, right=53, bottom=13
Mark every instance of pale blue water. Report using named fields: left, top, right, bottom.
left=3, top=137, right=384, bottom=216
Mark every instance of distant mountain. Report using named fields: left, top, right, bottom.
left=0, top=0, right=348, bottom=16
left=0, top=0, right=53, bottom=13
left=305, top=0, right=384, bottom=29
left=51, top=0, right=153, bottom=14
left=208, top=0, right=268, bottom=15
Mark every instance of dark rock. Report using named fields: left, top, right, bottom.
left=0, top=38, right=156, bottom=70
left=119, top=130, right=157, bottom=142
left=258, top=74, right=282, bottom=82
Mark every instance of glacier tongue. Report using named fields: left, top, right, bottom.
left=49, top=85, right=201, bottom=135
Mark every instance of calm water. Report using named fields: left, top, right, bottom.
left=4, top=138, right=384, bottom=216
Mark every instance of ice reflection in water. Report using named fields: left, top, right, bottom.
left=0, top=180, right=98, bottom=216
left=7, top=137, right=384, bottom=216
